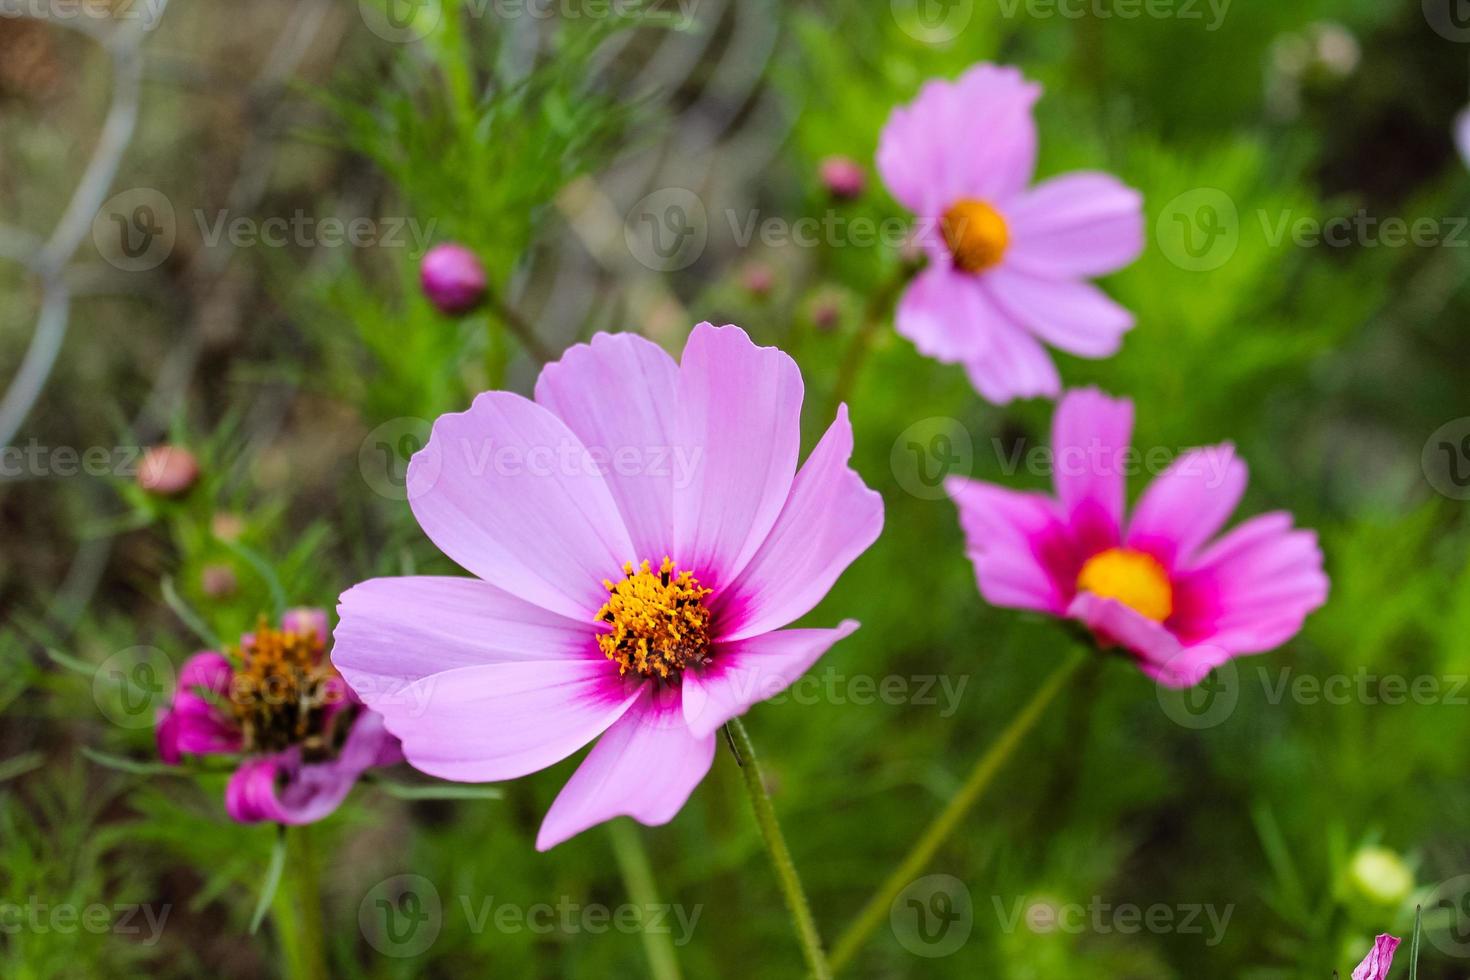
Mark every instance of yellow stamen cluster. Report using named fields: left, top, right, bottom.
left=596, top=558, right=713, bottom=680
left=229, top=617, right=344, bottom=756
left=941, top=198, right=1010, bottom=273
left=1076, top=548, right=1174, bottom=623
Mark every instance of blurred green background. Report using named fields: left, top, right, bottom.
left=4, top=0, right=1470, bottom=976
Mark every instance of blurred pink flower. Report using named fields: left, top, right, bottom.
left=156, top=608, right=401, bottom=824
left=420, top=242, right=487, bottom=315
left=819, top=155, right=866, bottom=199
left=137, top=445, right=199, bottom=497
left=333, top=323, right=883, bottom=849
left=1351, top=934, right=1400, bottom=980
left=946, top=388, right=1328, bottom=687
left=877, top=64, right=1144, bottom=404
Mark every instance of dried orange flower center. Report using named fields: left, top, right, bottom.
left=597, top=558, right=713, bottom=680
left=1076, top=548, right=1174, bottom=623
left=942, top=198, right=1009, bottom=273
left=229, top=618, right=343, bottom=755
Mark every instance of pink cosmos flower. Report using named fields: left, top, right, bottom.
left=332, top=323, right=884, bottom=850
left=946, top=388, right=1328, bottom=686
left=877, top=64, right=1145, bottom=404
left=156, top=608, right=402, bottom=824
left=1351, top=934, right=1400, bottom=980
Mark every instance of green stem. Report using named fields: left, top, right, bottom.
left=828, top=649, right=1086, bottom=973
left=825, top=261, right=915, bottom=419
left=273, top=826, right=329, bottom=980
left=606, top=819, right=683, bottom=980
left=725, top=717, right=831, bottom=980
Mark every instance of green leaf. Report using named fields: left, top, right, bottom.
left=374, top=778, right=504, bottom=802
left=250, top=830, right=287, bottom=935
left=0, top=752, right=44, bottom=784
left=80, top=747, right=184, bottom=778
left=161, top=576, right=222, bottom=649
left=1409, top=904, right=1422, bottom=980
left=221, top=541, right=287, bottom=618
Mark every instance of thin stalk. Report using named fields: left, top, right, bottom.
left=828, top=649, right=1087, bottom=973
left=606, top=819, right=683, bottom=980
left=273, top=825, right=329, bottom=980
left=725, top=717, right=831, bottom=980
left=825, top=262, right=916, bottom=419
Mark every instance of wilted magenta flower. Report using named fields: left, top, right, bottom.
left=877, top=64, right=1144, bottom=404
left=157, top=608, right=401, bottom=824
left=333, top=323, right=883, bottom=849
left=947, top=388, right=1328, bottom=687
left=137, top=445, right=199, bottom=497
left=819, top=155, right=866, bottom=199
left=1351, top=935, right=1400, bottom=980
left=420, top=243, right=487, bottom=315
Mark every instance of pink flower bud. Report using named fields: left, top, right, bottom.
left=201, top=564, right=237, bottom=598
left=137, top=445, right=199, bottom=497
left=740, top=262, right=774, bottom=297
left=819, top=155, right=866, bottom=200
left=420, top=243, right=487, bottom=315
left=808, top=289, right=844, bottom=332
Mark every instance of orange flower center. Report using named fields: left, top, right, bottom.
left=941, top=198, right=1009, bottom=273
left=229, top=618, right=345, bottom=756
left=597, top=558, right=713, bottom=680
left=1076, top=548, right=1174, bottom=623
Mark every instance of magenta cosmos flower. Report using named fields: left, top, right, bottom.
left=877, top=64, right=1144, bottom=404
left=332, top=323, right=884, bottom=850
left=947, top=389, right=1328, bottom=687
left=1352, top=934, right=1400, bottom=980
left=156, top=608, right=402, bottom=824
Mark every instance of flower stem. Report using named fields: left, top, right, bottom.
left=273, top=825, right=329, bottom=980
left=828, top=649, right=1087, bottom=973
left=606, top=819, right=683, bottom=980
left=725, top=717, right=832, bottom=980
left=825, top=261, right=916, bottom=419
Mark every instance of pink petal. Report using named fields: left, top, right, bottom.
left=1170, top=512, right=1328, bottom=654
left=1069, top=593, right=1233, bottom=688
left=536, top=689, right=716, bottom=850
left=1351, top=934, right=1401, bottom=980
left=716, top=405, right=884, bottom=640
left=877, top=64, right=1041, bottom=218
left=1051, top=387, right=1133, bottom=553
left=961, top=315, right=1061, bottom=405
left=1126, top=445, right=1247, bottom=569
left=946, top=477, right=1077, bottom=615
left=681, top=622, right=859, bottom=738
left=1004, top=172, right=1145, bottom=279
left=534, top=332, right=681, bottom=560
left=157, top=652, right=241, bottom=763
left=381, top=660, right=643, bottom=782
left=983, top=268, right=1134, bottom=358
left=225, top=755, right=286, bottom=824
left=333, top=575, right=596, bottom=704
left=407, top=391, right=636, bottom=620
left=672, top=323, right=802, bottom=589
left=894, top=264, right=998, bottom=364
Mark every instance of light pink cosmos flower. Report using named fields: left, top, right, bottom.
left=156, top=608, right=402, bottom=824
left=332, top=323, right=884, bottom=850
left=1351, top=934, right=1400, bottom=980
left=946, top=388, right=1328, bottom=686
left=877, top=64, right=1145, bottom=404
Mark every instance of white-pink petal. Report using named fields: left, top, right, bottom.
left=407, top=391, right=636, bottom=620
left=894, top=264, right=997, bottom=364
left=717, top=406, right=884, bottom=641
left=1004, top=171, right=1145, bottom=279
left=672, top=323, right=802, bottom=589
left=961, top=315, right=1061, bottom=405
left=536, top=688, right=716, bottom=850
left=984, top=268, right=1133, bottom=359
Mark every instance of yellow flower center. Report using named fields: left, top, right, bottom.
left=597, top=558, right=713, bottom=680
left=1075, top=548, right=1174, bottom=623
left=942, top=198, right=1009, bottom=273
left=229, top=618, right=345, bottom=756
